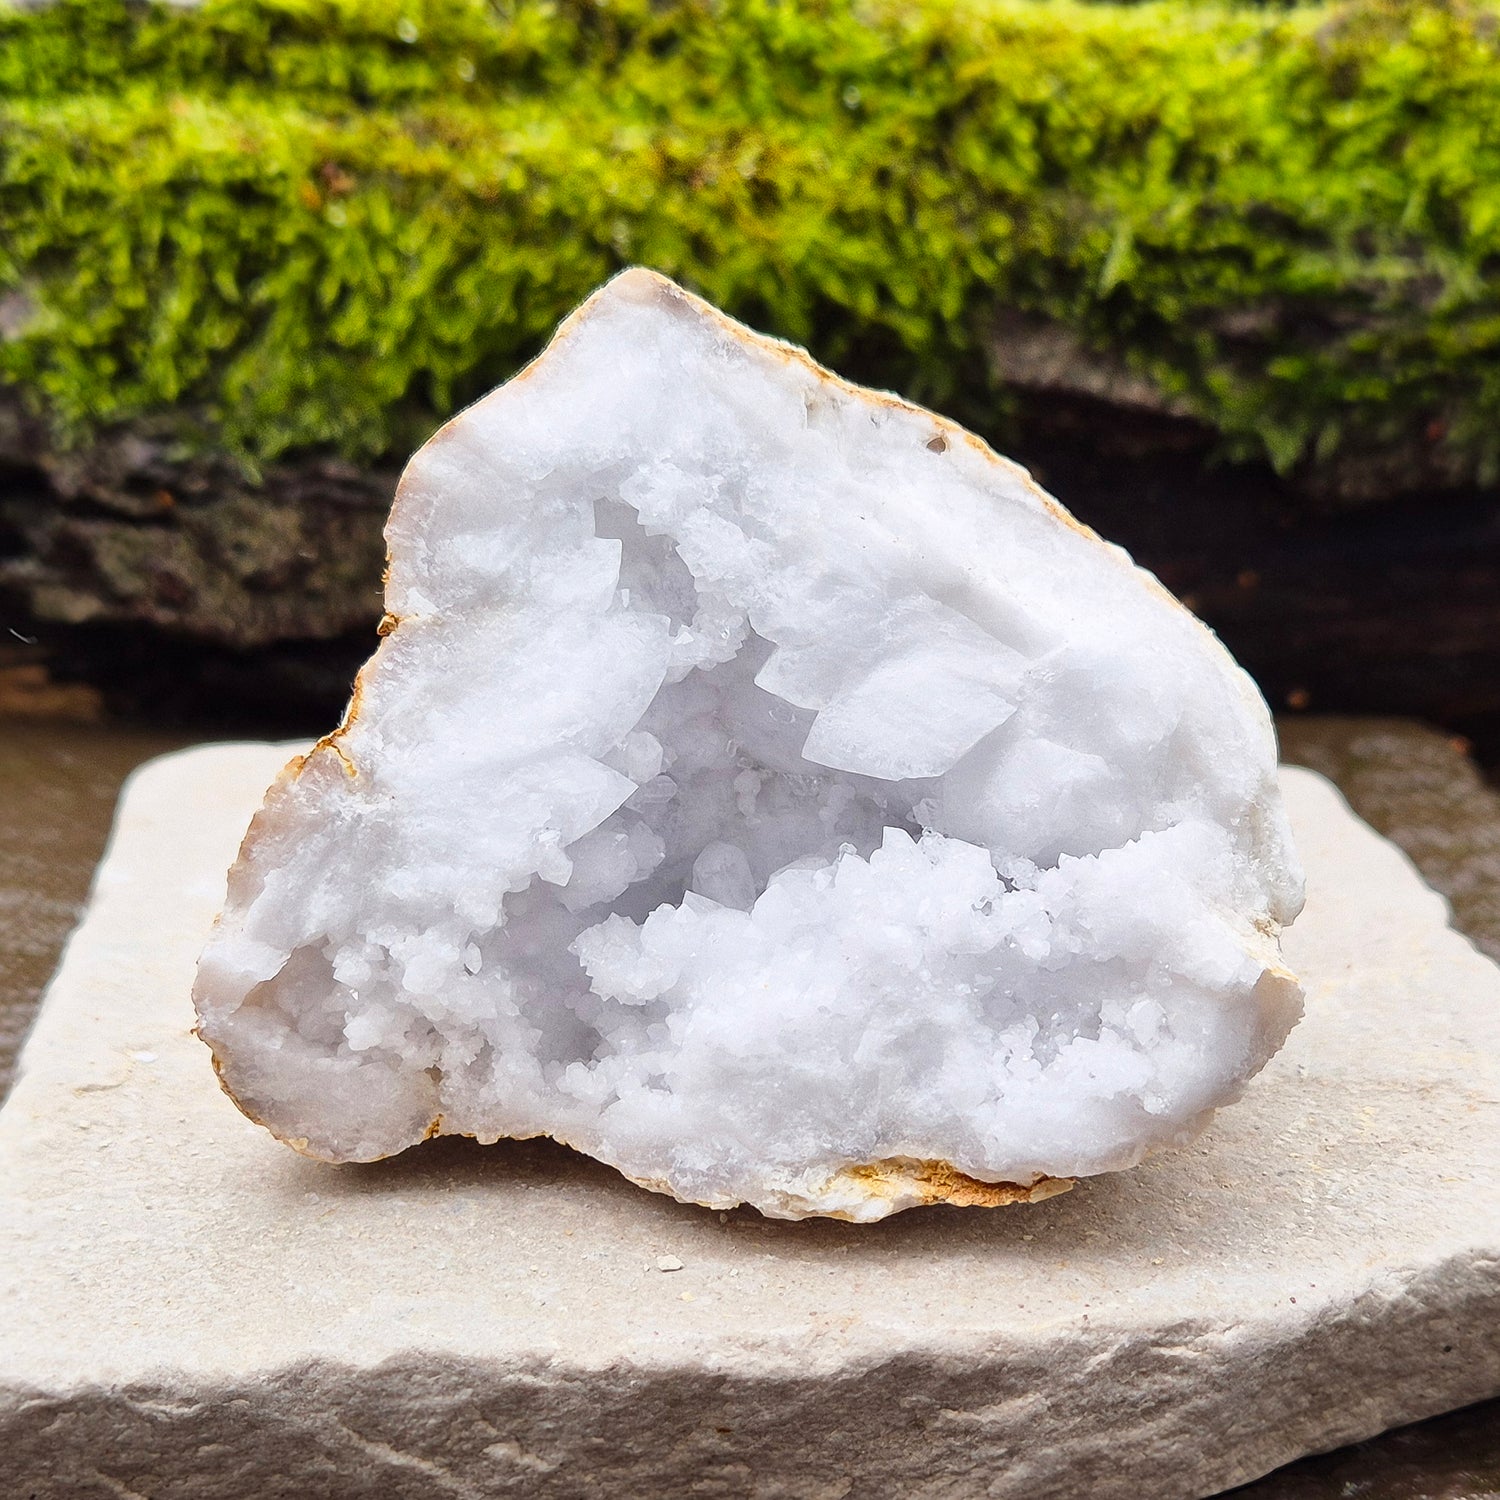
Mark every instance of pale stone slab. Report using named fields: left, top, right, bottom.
left=2, top=744, right=1499, bottom=1500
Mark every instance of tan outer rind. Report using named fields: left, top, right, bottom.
left=615, top=1157, right=1076, bottom=1222
left=195, top=267, right=1300, bottom=1220
left=836, top=1158, right=1075, bottom=1209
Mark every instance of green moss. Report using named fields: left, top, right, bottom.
left=5, top=0, right=1500, bottom=493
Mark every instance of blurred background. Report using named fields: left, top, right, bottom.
left=3, top=0, right=1500, bottom=1491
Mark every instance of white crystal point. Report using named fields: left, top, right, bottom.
left=193, top=269, right=1304, bottom=1221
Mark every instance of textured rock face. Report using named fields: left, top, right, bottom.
left=194, top=270, right=1303, bottom=1219
left=3, top=749, right=1499, bottom=1500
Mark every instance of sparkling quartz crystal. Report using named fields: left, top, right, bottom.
left=194, top=270, right=1303, bottom=1220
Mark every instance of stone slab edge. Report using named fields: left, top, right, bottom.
left=0, top=745, right=1497, bottom=1499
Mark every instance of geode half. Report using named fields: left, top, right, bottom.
left=194, top=270, right=1304, bottom=1220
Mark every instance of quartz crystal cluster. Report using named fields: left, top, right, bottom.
left=195, top=270, right=1304, bottom=1220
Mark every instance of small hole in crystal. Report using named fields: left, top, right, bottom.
left=926, top=434, right=948, bottom=453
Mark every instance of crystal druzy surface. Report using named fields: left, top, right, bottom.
left=194, top=271, right=1303, bottom=1220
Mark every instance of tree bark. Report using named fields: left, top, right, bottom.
left=1012, top=396, right=1500, bottom=731
left=4, top=388, right=1499, bottom=743
left=0, top=392, right=395, bottom=649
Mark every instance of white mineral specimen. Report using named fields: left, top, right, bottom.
left=194, top=269, right=1304, bottom=1221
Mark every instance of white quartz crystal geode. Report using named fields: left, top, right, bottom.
left=194, top=269, right=1304, bottom=1220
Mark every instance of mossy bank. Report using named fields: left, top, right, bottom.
left=8, top=0, right=1500, bottom=496
left=3, top=0, right=1500, bottom=732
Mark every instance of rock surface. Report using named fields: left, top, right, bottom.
left=2, top=744, right=1499, bottom=1498
left=1278, top=716, right=1500, bottom=963
left=0, top=721, right=188, bottom=1099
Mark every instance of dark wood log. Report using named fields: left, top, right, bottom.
left=0, top=391, right=395, bottom=649
left=1011, top=396, right=1500, bottom=741
left=4, top=390, right=1499, bottom=750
